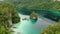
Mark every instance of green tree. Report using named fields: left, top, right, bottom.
left=4, top=0, right=60, bottom=11
left=0, top=27, right=11, bottom=34
left=41, top=22, right=60, bottom=34
left=0, top=2, right=20, bottom=25
left=30, top=11, right=38, bottom=20
left=0, top=2, right=20, bottom=34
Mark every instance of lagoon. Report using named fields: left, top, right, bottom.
left=11, top=13, right=56, bottom=34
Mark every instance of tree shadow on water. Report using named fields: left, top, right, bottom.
left=30, top=19, right=38, bottom=24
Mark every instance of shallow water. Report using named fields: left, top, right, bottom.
left=11, top=13, right=56, bottom=34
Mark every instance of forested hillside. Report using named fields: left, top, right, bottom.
left=4, top=0, right=60, bottom=11
left=4, top=0, right=60, bottom=22
left=0, top=0, right=60, bottom=34
left=0, top=2, right=20, bottom=26
left=41, top=21, right=60, bottom=34
left=0, top=2, right=20, bottom=34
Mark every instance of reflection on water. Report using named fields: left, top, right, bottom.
left=11, top=13, right=56, bottom=34
left=30, top=19, right=37, bottom=24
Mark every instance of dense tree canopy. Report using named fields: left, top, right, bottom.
left=30, top=11, right=38, bottom=20
left=0, top=2, right=20, bottom=26
left=4, top=0, right=60, bottom=11
left=0, top=27, right=11, bottom=34
left=41, top=21, right=60, bottom=34
left=1, top=0, right=60, bottom=34
left=0, top=2, right=20, bottom=34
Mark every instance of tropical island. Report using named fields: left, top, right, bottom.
left=0, top=0, right=60, bottom=34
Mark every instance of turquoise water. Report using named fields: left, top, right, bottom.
left=11, top=13, right=56, bottom=34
